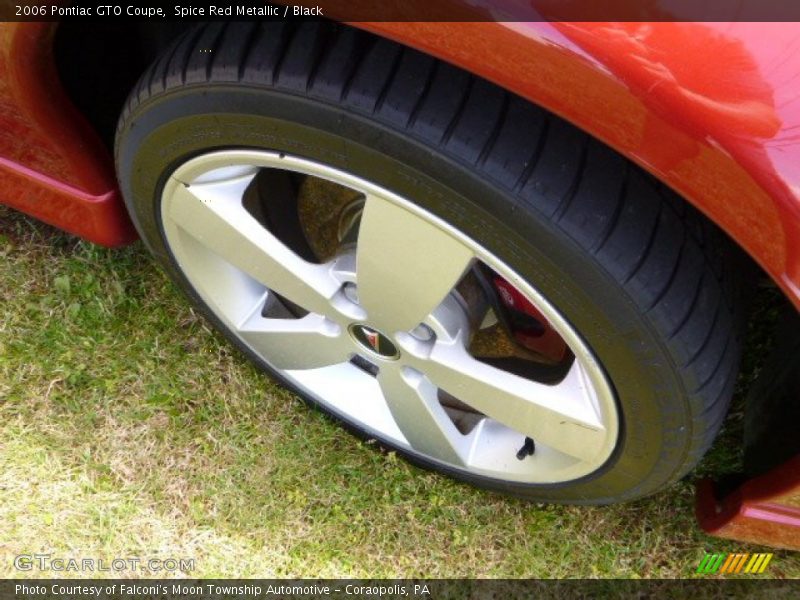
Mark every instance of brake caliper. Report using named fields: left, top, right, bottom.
left=492, top=276, right=570, bottom=364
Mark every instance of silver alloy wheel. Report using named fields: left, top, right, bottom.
left=160, top=150, right=619, bottom=483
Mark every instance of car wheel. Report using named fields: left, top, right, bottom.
left=115, top=22, right=742, bottom=503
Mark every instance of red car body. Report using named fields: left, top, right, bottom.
left=0, top=18, right=798, bottom=549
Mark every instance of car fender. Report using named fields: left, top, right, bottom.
left=0, top=23, right=136, bottom=246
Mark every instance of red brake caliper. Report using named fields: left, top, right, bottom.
left=492, top=276, right=570, bottom=363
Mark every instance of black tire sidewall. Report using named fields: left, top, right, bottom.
left=117, top=85, right=692, bottom=503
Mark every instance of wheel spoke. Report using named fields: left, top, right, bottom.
left=418, top=337, right=606, bottom=462
left=238, top=312, right=347, bottom=370
left=356, top=194, right=474, bottom=335
left=169, top=174, right=341, bottom=316
left=378, top=366, right=469, bottom=466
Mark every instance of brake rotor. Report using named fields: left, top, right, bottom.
left=297, top=176, right=364, bottom=261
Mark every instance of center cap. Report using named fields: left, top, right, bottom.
left=349, top=324, right=400, bottom=360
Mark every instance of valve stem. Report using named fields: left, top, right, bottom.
left=516, top=437, right=536, bottom=460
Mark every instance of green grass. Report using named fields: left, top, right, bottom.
left=0, top=205, right=798, bottom=579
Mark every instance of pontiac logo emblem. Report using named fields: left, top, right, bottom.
left=364, top=328, right=381, bottom=353
left=349, top=324, right=400, bottom=360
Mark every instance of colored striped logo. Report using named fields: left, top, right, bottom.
left=696, top=552, right=773, bottom=574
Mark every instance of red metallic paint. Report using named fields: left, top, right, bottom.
left=0, top=23, right=136, bottom=246
left=697, top=456, right=800, bottom=551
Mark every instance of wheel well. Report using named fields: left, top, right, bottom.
left=53, top=21, right=192, bottom=149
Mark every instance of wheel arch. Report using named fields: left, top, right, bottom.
left=353, top=21, right=800, bottom=312
left=38, top=19, right=800, bottom=312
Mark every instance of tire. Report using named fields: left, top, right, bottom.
left=115, top=21, right=743, bottom=503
